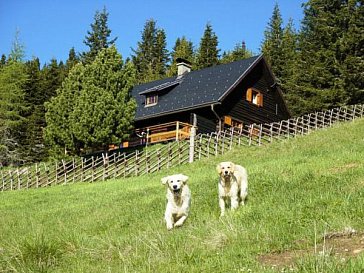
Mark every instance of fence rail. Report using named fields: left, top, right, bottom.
left=1, top=104, right=363, bottom=192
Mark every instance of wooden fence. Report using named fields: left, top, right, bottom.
left=1, top=104, right=363, bottom=192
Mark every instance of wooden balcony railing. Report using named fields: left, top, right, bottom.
left=136, top=121, right=193, bottom=144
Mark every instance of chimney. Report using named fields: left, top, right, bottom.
left=176, top=58, right=192, bottom=76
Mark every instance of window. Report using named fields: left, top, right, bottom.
left=246, top=88, right=263, bottom=107
left=223, top=116, right=243, bottom=131
left=145, top=95, right=158, bottom=106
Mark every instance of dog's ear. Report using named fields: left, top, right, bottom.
left=216, top=163, right=222, bottom=174
left=230, top=162, right=235, bottom=173
left=161, top=176, right=169, bottom=185
left=180, top=174, right=189, bottom=184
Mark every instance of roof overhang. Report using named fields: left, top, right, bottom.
left=134, top=101, right=221, bottom=121
left=217, top=54, right=263, bottom=102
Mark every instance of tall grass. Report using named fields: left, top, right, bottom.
left=1, top=119, right=364, bottom=272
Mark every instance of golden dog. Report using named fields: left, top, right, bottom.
left=161, top=174, right=191, bottom=230
left=216, top=162, right=248, bottom=216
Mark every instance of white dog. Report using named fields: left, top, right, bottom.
left=161, top=174, right=191, bottom=230
left=216, top=162, right=248, bottom=216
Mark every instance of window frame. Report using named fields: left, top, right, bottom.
left=246, top=87, right=263, bottom=107
left=145, top=94, right=158, bottom=107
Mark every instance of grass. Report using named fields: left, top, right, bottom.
left=1, top=119, right=364, bottom=272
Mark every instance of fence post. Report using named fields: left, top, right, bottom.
left=16, top=168, right=21, bottom=190
left=135, top=150, right=139, bottom=176
left=1, top=170, right=5, bottom=191
left=9, top=170, right=13, bottom=190
left=176, top=121, right=180, bottom=141
left=62, top=160, right=67, bottom=184
left=229, top=128, right=234, bottom=150
left=123, top=153, right=127, bottom=178
left=189, top=126, right=196, bottom=163
left=91, top=157, right=95, bottom=182
left=44, top=163, right=49, bottom=186
left=80, top=158, right=84, bottom=182
left=35, top=164, right=40, bottom=188
left=258, top=124, right=263, bottom=145
left=157, top=150, right=161, bottom=170
left=72, top=158, right=75, bottom=183
left=168, top=144, right=172, bottom=168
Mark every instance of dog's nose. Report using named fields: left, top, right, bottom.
left=173, top=185, right=177, bottom=189
left=224, top=170, right=229, bottom=175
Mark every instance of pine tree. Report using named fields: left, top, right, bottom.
left=220, top=41, right=253, bottom=64
left=81, top=7, right=117, bottom=64
left=167, top=36, right=194, bottom=76
left=45, top=46, right=136, bottom=156
left=195, top=23, right=220, bottom=69
left=132, top=19, right=169, bottom=83
left=44, top=64, right=85, bottom=156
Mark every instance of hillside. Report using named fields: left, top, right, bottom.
left=1, top=119, right=364, bottom=272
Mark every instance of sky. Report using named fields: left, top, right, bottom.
left=0, top=0, right=305, bottom=65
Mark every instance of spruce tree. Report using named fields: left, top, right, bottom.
left=220, top=41, right=253, bottom=64
left=340, top=0, right=364, bottom=105
left=195, top=23, right=220, bottom=69
left=292, top=0, right=357, bottom=115
left=0, top=54, right=6, bottom=67
left=81, top=7, right=117, bottom=64
left=167, top=36, right=194, bottom=76
left=261, top=3, right=284, bottom=80
left=132, top=19, right=169, bottom=83
left=154, top=29, right=170, bottom=78
left=278, top=19, right=300, bottom=112
left=23, top=58, right=45, bottom=162
left=65, top=47, right=79, bottom=74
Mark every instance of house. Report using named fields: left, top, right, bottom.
left=128, top=55, right=290, bottom=146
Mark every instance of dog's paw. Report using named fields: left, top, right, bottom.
left=174, top=219, right=185, bottom=228
left=166, top=223, right=173, bottom=230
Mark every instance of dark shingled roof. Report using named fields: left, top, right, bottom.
left=132, top=55, right=262, bottom=121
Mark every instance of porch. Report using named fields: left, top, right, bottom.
left=139, top=121, right=193, bottom=144
left=115, top=121, right=194, bottom=149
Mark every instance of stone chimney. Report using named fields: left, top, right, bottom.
left=176, top=58, right=192, bottom=76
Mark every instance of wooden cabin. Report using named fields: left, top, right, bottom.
left=128, top=55, right=291, bottom=146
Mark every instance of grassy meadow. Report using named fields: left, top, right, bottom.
left=1, top=119, right=364, bottom=272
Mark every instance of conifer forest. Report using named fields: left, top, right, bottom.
left=0, top=1, right=363, bottom=165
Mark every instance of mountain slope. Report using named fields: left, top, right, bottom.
left=1, top=119, right=363, bottom=272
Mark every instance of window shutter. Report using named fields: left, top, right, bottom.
left=258, top=93, right=263, bottom=107
left=246, top=88, right=252, bottom=102
left=224, top=116, right=232, bottom=125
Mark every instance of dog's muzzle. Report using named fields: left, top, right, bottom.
left=173, top=188, right=181, bottom=194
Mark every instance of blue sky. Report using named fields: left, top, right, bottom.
left=0, top=0, right=305, bottom=65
